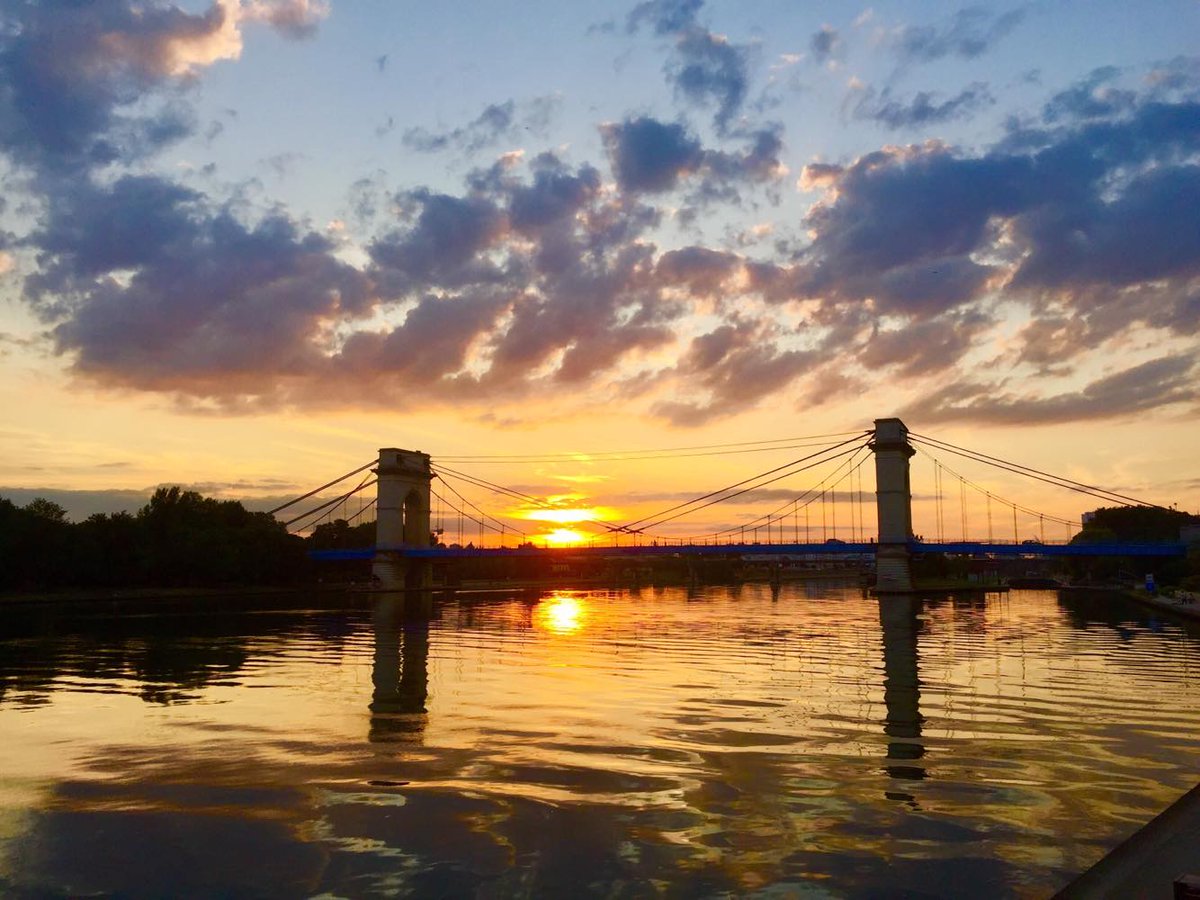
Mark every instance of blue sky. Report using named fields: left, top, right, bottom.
left=0, top=0, right=1197, bottom=524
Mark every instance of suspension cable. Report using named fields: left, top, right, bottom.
left=435, top=431, right=868, bottom=462
left=910, top=433, right=1168, bottom=510
left=286, top=476, right=377, bottom=530
left=913, top=446, right=1079, bottom=529
left=433, top=470, right=528, bottom=541
left=618, top=433, right=870, bottom=534
left=267, top=461, right=376, bottom=516
left=702, top=444, right=873, bottom=540
left=642, top=441, right=869, bottom=535
left=431, top=489, right=520, bottom=542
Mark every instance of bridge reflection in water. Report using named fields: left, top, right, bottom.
left=880, top=596, right=926, bottom=793
left=369, top=592, right=431, bottom=744
left=3, top=586, right=1200, bottom=897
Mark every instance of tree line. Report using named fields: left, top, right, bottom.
left=0, top=488, right=311, bottom=591
left=3, top=492, right=1196, bottom=592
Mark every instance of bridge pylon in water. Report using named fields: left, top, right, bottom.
left=871, top=418, right=915, bottom=592
left=373, top=448, right=434, bottom=598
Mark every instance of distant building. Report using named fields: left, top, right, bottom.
left=1181, top=521, right=1200, bottom=545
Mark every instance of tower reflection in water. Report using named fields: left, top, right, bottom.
left=369, top=591, right=431, bottom=743
left=879, top=595, right=926, bottom=798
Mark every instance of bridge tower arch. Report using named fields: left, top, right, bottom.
left=871, top=418, right=915, bottom=592
left=373, top=448, right=433, bottom=591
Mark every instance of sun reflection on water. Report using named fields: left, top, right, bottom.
left=533, top=593, right=588, bottom=635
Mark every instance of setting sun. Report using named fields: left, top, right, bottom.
left=543, top=527, right=585, bottom=546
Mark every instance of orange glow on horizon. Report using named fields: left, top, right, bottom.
left=523, top=507, right=611, bottom=524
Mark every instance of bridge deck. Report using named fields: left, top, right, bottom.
left=310, top=540, right=1187, bottom=561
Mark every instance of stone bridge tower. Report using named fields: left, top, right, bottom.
left=871, top=418, right=915, bottom=592
left=373, top=448, right=433, bottom=591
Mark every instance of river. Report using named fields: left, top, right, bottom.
left=2, top=584, right=1198, bottom=897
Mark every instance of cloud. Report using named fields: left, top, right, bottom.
left=809, top=25, right=841, bottom=64
left=601, top=117, right=704, bottom=192
left=0, top=0, right=328, bottom=176
left=891, top=6, right=1025, bottom=64
left=651, top=320, right=816, bottom=425
left=402, top=96, right=561, bottom=155
left=601, top=116, right=784, bottom=196
left=5, top=20, right=1199, bottom=434
left=626, top=0, right=703, bottom=36
left=27, top=175, right=373, bottom=392
left=670, top=28, right=750, bottom=133
left=901, top=356, right=1199, bottom=425
left=858, top=311, right=992, bottom=377
left=626, top=0, right=752, bottom=133
left=368, top=189, right=508, bottom=291
left=1042, top=66, right=1135, bottom=123
left=849, top=82, right=995, bottom=129
left=241, top=0, right=328, bottom=40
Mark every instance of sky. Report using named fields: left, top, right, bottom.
left=0, top=0, right=1198, bottom=543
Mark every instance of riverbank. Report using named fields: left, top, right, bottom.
left=1, top=569, right=871, bottom=608
left=1124, top=587, right=1200, bottom=622
left=0, top=583, right=360, bottom=609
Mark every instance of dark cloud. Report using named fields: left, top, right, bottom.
left=369, top=189, right=507, bottom=291
left=402, top=97, right=561, bottom=155
left=334, top=290, right=510, bottom=390
left=859, top=311, right=992, bottom=377
left=0, top=0, right=324, bottom=176
left=797, top=94, right=1200, bottom=322
left=671, top=28, right=750, bottom=133
left=651, top=321, right=816, bottom=425
left=1042, top=66, right=1135, bottom=123
left=403, top=102, right=516, bottom=154
left=500, top=153, right=603, bottom=233
left=1012, top=162, right=1200, bottom=291
left=602, top=117, right=704, bottom=192
left=809, top=25, right=841, bottom=64
left=892, top=6, right=1025, bottom=64
left=625, top=0, right=752, bottom=133
left=901, top=356, right=1199, bottom=425
left=625, top=0, right=703, bottom=36
left=602, top=117, right=783, bottom=197
left=26, top=175, right=372, bottom=391
left=850, top=82, right=994, bottom=130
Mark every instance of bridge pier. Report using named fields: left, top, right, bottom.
left=373, top=448, right=434, bottom=597
left=871, top=418, right=916, bottom=593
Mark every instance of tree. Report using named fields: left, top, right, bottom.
left=24, top=497, right=67, bottom=522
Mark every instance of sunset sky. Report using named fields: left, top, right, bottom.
left=0, top=0, right=1197, bottom=543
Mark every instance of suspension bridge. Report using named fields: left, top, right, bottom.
left=270, top=418, right=1190, bottom=592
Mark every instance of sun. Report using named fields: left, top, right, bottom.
left=543, top=527, right=585, bottom=546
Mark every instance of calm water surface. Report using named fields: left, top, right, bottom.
left=1, top=584, right=1198, bottom=898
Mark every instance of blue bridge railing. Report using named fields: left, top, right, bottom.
left=310, top=540, right=1187, bottom=561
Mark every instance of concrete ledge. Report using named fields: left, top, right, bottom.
left=1054, top=782, right=1200, bottom=899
